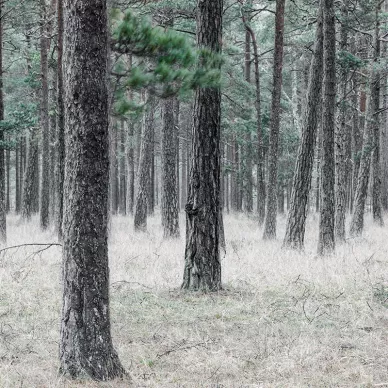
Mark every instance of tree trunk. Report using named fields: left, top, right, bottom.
left=161, top=97, right=180, bottom=238
left=22, top=130, right=39, bottom=220
left=334, top=1, right=349, bottom=242
left=263, top=0, right=286, bottom=240
left=39, top=0, right=50, bottom=230
left=110, top=121, right=119, bottom=215
left=371, top=2, right=384, bottom=226
left=318, top=0, right=336, bottom=255
left=350, top=5, right=381, bottom=236
left=243, top=29, right=253, bottom=213
left=6, top=141, right=10, bottom=213
left=243, top=22, right=265, bottom=224
left=60, top=0, right=125, bottom=379
left=182, top=0, right=223, bottom=292
left=15, top=143, right=21, bottom=213
left=134, top=95, right=155, bottom=231
left=119, top=120, right=127, bottom=215
left=0, top=2, right=5, bottom=242
left=283, top=9, right=323, bottom=250
left=56, top=0, right=65, bottom=239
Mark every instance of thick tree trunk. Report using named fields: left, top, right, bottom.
left=56, top=0, right=65, bottom=239
left=59, top=0, right=125, bottom=380
left=334, top=1, right=349, bottom=242
left=181, top=118, right=188, bottom=207
left=161, top=97, right=180, bottom=238
left=318, top=0, right=336, bottom=255
left=263, top=0, right=286, bottom=240
left=350, top=5, right=381, bottom=236
left=283, top=10, right=323, bottom=250
left=182, top=0, right=223, bottom=292
left=39, top=0, right=50, bottom=230
left=134, top=95, right=155, bottom=231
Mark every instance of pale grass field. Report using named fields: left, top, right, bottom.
left=0, top=211, right=387, bottom=387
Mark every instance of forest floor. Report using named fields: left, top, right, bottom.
left=0, top=212, right=387, bottom=387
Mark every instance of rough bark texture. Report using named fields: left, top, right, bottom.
left=263, top=0, right=285, bottom=240
left=161, top=97, right=180, bottom=238
left=15, top=143, right=21, bottom=213
left=182, top=0, right=223, bottom=292
left=244, top=23, right=265, bottom=224
left=39, top=0, right=50, bottom=230
left=334, top=1, right=348, bottom=242
left=283, top=11, right=323, bottom=250
left=119, top=120, right=127, bottom=215
left=22, top=130, right=39, bottom=220
left=371, top=3, right=384, bottom=226
left=0, top=3, right=5, bottom=242
left=318, top=0, right=336, bottom=255
left=134, top=95, right=155, bottom=231
left=350, top=7, right=381, bottom=237
left=56, top=0, right=65, bottom=239
left=59, top=0, right=125, bottom=380
left=243, top=28, right=253, bottom=213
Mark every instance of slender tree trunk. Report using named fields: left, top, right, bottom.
left=6, top=142, right=10, bottom=213
left=134, top=95, right=155, bottom=231
left=59, top=0, right=125, bottom=379
left=243, top=28, right=253, bottom=213
left=15, top=143, right=21, bottom=213
left=0, top=0, right=5, bottom=241
left=22, top=130, right=39, bottom=220
left=49, top=65, right=58, bottom=220
left=350, top=5, right=381, bottom=236
left=243, top=22, right=265, bottom=224
left=148, top=119, right=155, bottom=216
left=182, top=0, right=223, bottom=291
left=181, top=117, right=187, bottom=207
left=283, top=9, right=323, bottom=250
left=56, top=0, right=65, bottom=239
left=39, top=0, right=50, bottom=229
left=162, top=97, right=180, bottom=237
left=318, top=0, right=336, bottom=255
left=372, top=2, right=384, bottom=225
left=263, top=0, right=286, bottom=240
left=110, top=121, right=118, bottom=215
left=119, top=120, right=127, bottom=215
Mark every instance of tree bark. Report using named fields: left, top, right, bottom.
left=263, top=0, right=286, bottom=240
left=182, top=0, right=223, bottom=292
left=161, top=97, right=180, bottom=238
left=283, top=9, right=323, bottom=250
left=119, top=120, right=127, bottom=215
left=60, top=0, right=125, bottom=380
left=334, top=0, right=349, bottom=242
left=371, top=2, right=384, bottom=226
left=134, top=94, right=155, bottom=231
left=350, top=5, right=382, bottom=236
left=39, top=0, right=50, bottom=230
left=56, top=0, right=65, bottom=239
left=0, top=0, right=5, bottom=240
left=318, top=0, right=336, bottom=255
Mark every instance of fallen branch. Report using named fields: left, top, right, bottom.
left=0, top=243, right=62, bottom=255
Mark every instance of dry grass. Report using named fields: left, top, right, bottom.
left=0, top=212, right=387, bottom=387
